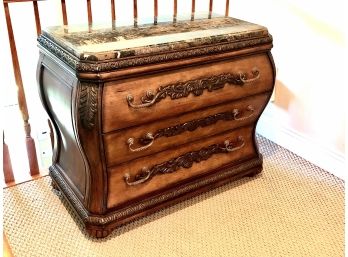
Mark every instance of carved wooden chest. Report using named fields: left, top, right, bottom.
left=37, top=16, right=275, bottom=237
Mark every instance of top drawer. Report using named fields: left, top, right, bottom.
left=102, top=53, right=274, bottom=132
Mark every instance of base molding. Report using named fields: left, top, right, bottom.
left=257, top=106, right=345, bottom=180
left=50, top=156, right=263, bottom=238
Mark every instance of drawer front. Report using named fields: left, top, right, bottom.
left=103, top=93, right=269, bottom=167
left=107, top=126, right=255, bottom=209
left=102, top=53, right=274, bottom=132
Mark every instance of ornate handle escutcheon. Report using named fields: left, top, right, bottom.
left=124, top=136, right=245, bottom=186
left=126, top=69, right=260, bottom=109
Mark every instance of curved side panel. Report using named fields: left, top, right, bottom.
left=75, top=81, right=107, bottom=214
left=37, top=53, right=87, bottom=202
left=252, top=50, right=276, bottom=153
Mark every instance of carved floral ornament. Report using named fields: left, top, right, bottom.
left=127, top=105, right=255, bottom=152
left=126, top=69, right=260, bottom=109
left=124, top=136, right=246, bottom=186
left=78, top=83, right=98, bottom=129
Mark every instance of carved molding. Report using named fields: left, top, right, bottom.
left=127, top=70, right=259, bottom=108
left=49, top=165, right=90, bottom=220
left=49, top=155, right=262, bottom=226
left=38, top=35, right=272, bottom=72
left=78, top=83, right=98, bottom=129
left=37, top=36, right=79, bottom=68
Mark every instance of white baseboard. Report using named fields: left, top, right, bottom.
left=257, top=106, right=345, bottom=180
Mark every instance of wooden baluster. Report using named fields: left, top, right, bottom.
left=61, top=0, right=68, bottom=25
left=86, top=0, right=92, bottom=30
left=111, top=0, right=116, bottom=27
left=225, top=0, right=229, bottom=17
left=191, top=0, right=195, bottom=21
left=3, top=132, right=15, bottom=184
left=154, top=0, right=158, bottom=25
left=208, top=0, right=213, bottom=19
left=32, top=0, right=41, bottom=36
left=173, top=0, right=177, bottom=23
left=133, top=0, right=137, bottom=26
left=3, top=1, right=40, bottom=176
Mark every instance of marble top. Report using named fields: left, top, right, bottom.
left=40, top=15, right=271, bottom=62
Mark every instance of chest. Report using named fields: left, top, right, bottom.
left=37, top=16, right=275, bottom=237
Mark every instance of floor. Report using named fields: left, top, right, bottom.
left=2, top=104, right=49, bottom=256
left=3, top=136, right=344, bottom=257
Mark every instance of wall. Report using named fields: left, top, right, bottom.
left=230, top=0, right=346, bottom=178
left=1, top=0, right=346, bottom=177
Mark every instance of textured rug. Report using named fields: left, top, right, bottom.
left=3, top=136, right=344, bottom=257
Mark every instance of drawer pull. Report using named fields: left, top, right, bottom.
left=126, top=70, right=259, bottom=109
left=233, top=105, right=255, bottom=121
left=124, top=136, right=245, bottom=186
left=127, top=133, right=154, bottom=152
left=126, top=93, right=158, bottom=108
left=224, top=136, right=245, bottom=152
left=124, top=168, right=152, bottom=186
left=239, top=68, right=260, bottom=83
left=127, top=105, right=254, bottom=152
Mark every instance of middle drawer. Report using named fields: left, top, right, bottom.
left=103, top=93, right=269, bottom=167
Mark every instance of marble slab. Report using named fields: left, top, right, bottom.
left=41, top=15, right=270, bottom=62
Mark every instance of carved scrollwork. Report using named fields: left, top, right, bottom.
left=131, top=105, right=255, bottom=150
left=78, top=83, right=98, bottom=129
left=124, top=136, right=245, bottom=186
left=127, top=70, right=260, bottom=109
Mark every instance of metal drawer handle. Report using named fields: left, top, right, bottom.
left=224, top=136, right=245, bottom=152
left=124, top=167, right=151, bottom=186
left=239, top=68, right=260, bottom=83
left=232, top=105, right=255, bottom=121
left=124, top=136, right=245, bottom=186
left=127, top=133, right=154, bottom=152
left=126, top=92, right=158, bottom=109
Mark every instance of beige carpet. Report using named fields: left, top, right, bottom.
left=3, top=136, right=344, bottom=257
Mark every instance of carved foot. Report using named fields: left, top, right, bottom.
left=86, top=227, right=112, bottom=238
left=51, top=180, right=60, bottom=191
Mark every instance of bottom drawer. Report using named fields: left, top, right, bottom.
left=107, top=126, right=256, bottom=209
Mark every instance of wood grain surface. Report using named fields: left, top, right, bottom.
left=107, top=126, right=255, bottom=209
left=102, top=53, right=273, bottom=132
left=103, top=93, right=269, bottom=167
